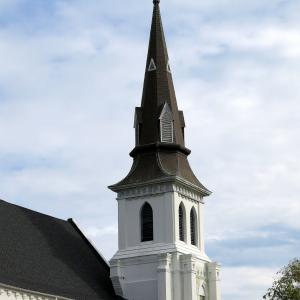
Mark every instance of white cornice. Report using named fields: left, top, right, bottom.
left=116, top=181, right=204, bottom=203
left=110, top=242, right=211, bottom=262
left=110, top=175, right=211, bottom=197
left=0, top=282, right=72, bottom=300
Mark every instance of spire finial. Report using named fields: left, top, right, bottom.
left=153, top=0, right=160, bottom=4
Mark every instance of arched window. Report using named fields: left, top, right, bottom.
left=190, top=207, right=197, bottom=246
left=179, top=203, right=185, bottom=242
left=141, top=202, right=153, bottom=242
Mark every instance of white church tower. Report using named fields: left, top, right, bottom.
left=109, top=1, right=221, bottom=299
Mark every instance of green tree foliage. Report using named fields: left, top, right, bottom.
left=264, top=258, right=300, bottom=300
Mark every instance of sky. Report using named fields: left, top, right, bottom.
left=0, top=0, right=299, bottom=299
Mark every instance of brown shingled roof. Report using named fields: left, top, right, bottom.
left=110, top=1, right=210, bottom=196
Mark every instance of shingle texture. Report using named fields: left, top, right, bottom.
left=0, top=200, right=124, bottom=300
left=109, top=2, right=210, bottom=196
left=139, top=2, right=185, bottom=146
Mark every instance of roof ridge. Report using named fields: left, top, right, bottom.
left=68, top=218, right=110, bottom=269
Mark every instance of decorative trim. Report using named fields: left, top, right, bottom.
left=110, top=241, right=211, bottom=262
left=0, top=283, right=72, bottom=300
left=116, top=181, right=204, bottom=203
left=157, top=253, right=172, bottom=273
left=111, top=172, right=210, bottom=197
left=111, top=254, right=159, bottom=267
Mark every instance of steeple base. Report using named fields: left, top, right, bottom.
left=109, top=179, right=221, bottom=300
left=110, top=253, right=221, bottom=300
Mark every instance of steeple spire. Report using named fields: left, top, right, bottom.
left=136, top=0, right=186, bottom=149
left=109, top=1, right=210, bottom=196
left=135, top=0, right=184, bottom=147
left=109, top=4, right=221, bottom=300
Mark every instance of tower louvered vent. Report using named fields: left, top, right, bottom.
left=160, top=103, right=174, bottom=143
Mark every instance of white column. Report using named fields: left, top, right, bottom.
left=199, top=202, right=205, bottom=253
left=182, top=254, right=197, bottom=300
left=117, top=199, right=127, bottom=249
left=208, top=262, right=221, bottom=300
left=110, top=259, right=124, bottom=298
left=172, top=254, right=182, bottom=300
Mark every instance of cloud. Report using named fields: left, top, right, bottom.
left=222, top=266, right=276, bottom=300
left=0, top=1, right=299, bottom=300
left=206, top=224, right=300, bottom=268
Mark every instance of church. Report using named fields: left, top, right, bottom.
left=0, top=1, right=221, bottom=300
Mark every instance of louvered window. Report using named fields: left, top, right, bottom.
left=161, top=118, right=173, bottom=143
left=179, top=203, right=185, bottom=242
left=190, top=208, right=197, bottom=246
left=160, top=103, right=174, bottom=143
left=141, top=203, right=153, bottom=242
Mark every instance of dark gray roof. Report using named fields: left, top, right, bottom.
left=0, top=200, right=124, bottom=300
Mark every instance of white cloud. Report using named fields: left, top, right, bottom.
left=0, top=1, right=299, bottom=300
left=222, top=266, right=276, bottom=300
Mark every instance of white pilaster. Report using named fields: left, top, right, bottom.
left=208, top=262, right=222, bottom=300
left=157, top=253, right=172, bottom=300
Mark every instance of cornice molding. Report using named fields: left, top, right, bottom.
left=116, top=181, right=204, bottom=203
left=0, top=283, right=72, bottom=300
left=110, top=242, right=210, bottom=262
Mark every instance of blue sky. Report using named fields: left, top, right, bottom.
left=0, top=0, right=299, bottom=299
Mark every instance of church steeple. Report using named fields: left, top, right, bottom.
left=109, top=3, right=221, bottom=300
left=136, top=0, right=185, bottom=148
left=109, top=1, right=210, bottom=196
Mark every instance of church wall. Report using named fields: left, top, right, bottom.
left=117, top=191, right=175, bottom=249
left=111, top=250, right=220, bottom=300
left=111, top=255, right=159, bottom=300
left=110, top=184, right=221, bottom=300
